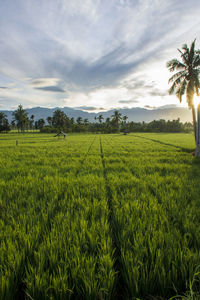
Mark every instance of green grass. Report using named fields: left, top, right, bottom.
left=0, top=133, right=200, bottom=299
left=132, top=132, right=195, bottom=151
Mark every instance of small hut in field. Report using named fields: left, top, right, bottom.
left=54, top=131, right=67, bottom=139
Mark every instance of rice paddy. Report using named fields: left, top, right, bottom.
left=0, top=132, right=200, bottom=300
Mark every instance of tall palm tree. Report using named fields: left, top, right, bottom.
left=30, top=114, right=35, bottom=131
left=46, top=116, right=52, bottom=126
left=52, top=109, right=69, bottom=129
left=83, top=118, right=89, bottom=126
left=111, top=110, right=122, bottom=129
left=0, top=112, right=10, bottom=132
left=97, top=114, right=104, bottom=124
left=122, top=115, right=128, bottom=124
left=76, top=117, right=83, bottom=125
left=106, top=117, right=110, bottom=124
left=167, top=40, right=200, bottom=144
left=12, top=104, right=28, bottom=132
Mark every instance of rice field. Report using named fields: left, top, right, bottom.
left=0, top=132, right=200, bottom=300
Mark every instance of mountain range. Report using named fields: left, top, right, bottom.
left=0, top=105, right=192, bottom=123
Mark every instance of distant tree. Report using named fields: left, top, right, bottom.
left=83, top=118, right=89, bottom=126
left=37, top=118, right=45, bottom=129
left=103, top=117, right=113, bottom=133
left=121, top=115, right=128, bottom=133
left=76, top=117, right=83, bottom=125
left=35, top=121, right=38, bottom=130
left=52, top=109, right=70, bottom=130
left=11, top=120, right=16, bottom=130
left=30, top=114, right=35, bottom=130
left=70, top=117, right=75, bottom=125
left=97, top=114, right=104, bottom=124
left=46, top=116, right=52, bottom=127
left=73, top=117, right=83, bottom=132
left=122, top=115, right=128, bottom=124
left=12, top=104, right=28, bottom=132
left=0, top=112, right=10, bottom=132
left=111, top=110, right=122, bottom=130
left=105, top=117, right=111, bottom=128
left=167, top=40, right=200, bottom=155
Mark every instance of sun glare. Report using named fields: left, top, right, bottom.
left=193, top=95, right=200, bottom=109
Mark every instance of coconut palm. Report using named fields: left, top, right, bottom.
left=122, top=115, right=128, bottom=124
left=111, top=110, right=122, bottom=130
left=11, top=120, right=16, bottom=130
left=0, top=112, right=10, bottom=132
left=46, top=116, right=52, bottom=126
left=76, top=117, right=83, bottom=125
left=30, top=114, right=35, bottom=131
left=83, top=118, right=89, bottom=126
left=52, top=109, right=69, bottom=129
left=97, top=114, right=104, bottom=124
left=12, top=104, right=28, bottom=132
left=106, top=117, right=110, bottom=124
left=70, top=117, right=75, bottom=125
left=167, top=40, right=200, bottom=147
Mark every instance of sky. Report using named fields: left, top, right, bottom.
left=0, top=0, right=200, bottom=112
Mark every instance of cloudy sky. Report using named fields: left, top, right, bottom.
left=0, top=0, right=200, bottom=111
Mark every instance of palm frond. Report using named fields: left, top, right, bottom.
left=168, top=81, right=177, bottom=95
left=175, top=79, right=187, bottom=102
left=193, top=54, right=200, bottom=67
left=182, top=43, right=189, bottom=53
left=166, top=59, right=185, bottom=72
left=168, top=71, right=186, bottom=83
left=177, top=48, right=189, bottom=66
left=167, top=40, right=200, bottom=108
left=190, top=39, right=196, bottom=54
left=168, top=75, right=185, bottom=91
left=188, top=39, right=196, bottom=65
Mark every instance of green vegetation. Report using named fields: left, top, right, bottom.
left=0, top=112, right=10, bottom=132
left=0, top=104, right=192, bottom=134
left=167, top=40, right=200, bottom=156
left=0, top=133, right=200, bottom=299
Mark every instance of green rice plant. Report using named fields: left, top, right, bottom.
left=100, top=133, right=200, bottom=299
left=0, top=132, right=200, bottom=299
left=169, top=265, right=200, bottom=300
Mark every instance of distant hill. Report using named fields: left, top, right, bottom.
left=1, top=105, right=192, bottom=123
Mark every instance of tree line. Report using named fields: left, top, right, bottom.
left=0, top=104, right=193, bottom=134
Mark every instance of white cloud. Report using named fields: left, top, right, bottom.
left=30, top=78, right=61, bottom=87
left=0, top=0, right=200, bottom=110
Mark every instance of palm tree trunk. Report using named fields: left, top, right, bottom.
left=195, top=104, right=200, bottom=157
left=192, top=105, right=197, bottom=144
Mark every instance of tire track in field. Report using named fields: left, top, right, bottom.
left=99, top=136, right=126, bottom=300
left=14, top=135, right=97, bottom=299
left=104, top=132, right=192, bottom=154
left=75, top=135, right=96, bottom=176
left=131, top=134, right=192, bottom=153
left=102, top=135, right=138, bottom=182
